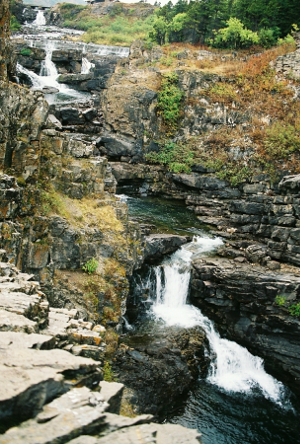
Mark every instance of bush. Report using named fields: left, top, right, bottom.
left=146, top=141, right=194, bottom=173
left=289, top=302, right=300, bottom=317
left=82, top=258, right=98, bottom=274
left=157, top=72, right=184, bottom=131
left=20, top=48, right=32, bottom=56
left=264, top=121, right=300, bottom=160
left=10, top=14, right=21, bottom=31
left=211, top=18, right=259, bottom=49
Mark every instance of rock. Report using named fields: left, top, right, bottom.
left=42, top=86, right=59, bottom=94
left=0, top=346, right=100, bottom=422
left=113, top=327, right=208, bottom=415
left=99, top=381, right=124, bottom=414
left=94, top=423, right=202, bottom=444
left=51, top=49, right=83, bottom=74
left=144, top=234, right=190, bottom=262
left=1, top=387, right=106, bottom=443
left=57, top=72, right=93, bottom=84
left=0, top=331, right=55, bottom=350
left=279, top=174, right=300, bottom=192
left=0, top=289, right=48, bottom=328
left=59, top=107, right=84, bottom=125
left=99, top=135, right=137, bottom=159
left=0, top=310, right=37, bottom=333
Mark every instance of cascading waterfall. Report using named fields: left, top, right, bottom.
left=17, top=42, right=88, bottom=104
left=40, top=42, right=58, bottom=79
left=32, top=10, right=46, bottom=26
left=149, top=236, right=287, bottom=406
left=81, top=57, right=95, bottom=74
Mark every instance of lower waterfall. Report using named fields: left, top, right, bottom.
left=145, top=236, right=287, bottom=405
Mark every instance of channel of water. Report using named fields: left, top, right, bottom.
left=123, top=195, right=300, bottom=444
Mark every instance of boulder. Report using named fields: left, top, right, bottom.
left=144, top=234, right=190, bottom=262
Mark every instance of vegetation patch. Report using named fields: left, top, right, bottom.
left=146, top=141, right=194, bottom=173
left=82, top=258, right=99, bottom=275
left=157, top=72, right=184, bottom=133
left=60, top=3, right=154, bottom=46
left=20, top=48, right=32, bottom=56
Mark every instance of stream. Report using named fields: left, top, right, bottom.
left=14, top=10, right=129, bottom=104
left=123, top=195, right=300, bottom=444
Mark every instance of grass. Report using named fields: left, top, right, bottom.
left=59, top=3, right=154, bottom=46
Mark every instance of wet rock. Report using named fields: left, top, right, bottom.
left=42, top=86, right=59, bottom=94
left=114, top=326, right=208, bottom=415
left=144, top=234, right=190, bottom=262
left=57, top=72, right=93, bottom=84
left=52, top=49, right=82, bottom=74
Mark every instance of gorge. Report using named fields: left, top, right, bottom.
left=1, top=2, right=300, bottom=443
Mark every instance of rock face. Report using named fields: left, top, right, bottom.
left=13, top=42, right=46, bottom=74
left=190, top=256, right=300, bottom=393
left=52, top=49, right=82, bottom=74
left=0, top=0, right=13, bottom=81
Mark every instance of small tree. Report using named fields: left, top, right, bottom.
left=212, top=17, right=259, bottom=49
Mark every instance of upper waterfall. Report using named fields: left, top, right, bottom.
left=32, top=10, right=46, bottom=26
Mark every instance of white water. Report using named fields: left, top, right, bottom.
left=81, top=57, right=94, bottom=74
left=17, top=41, right=88, bottom=104
left=151, top=236, right=287, bottom=405
left=32, top=10, right=46, bottom=26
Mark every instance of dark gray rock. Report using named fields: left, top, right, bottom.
left=144, top=234, right=190, bottom=262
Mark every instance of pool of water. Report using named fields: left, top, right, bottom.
left=167, top=381, right=300, bottom=444
left=120, top=195, right=208, bottom=236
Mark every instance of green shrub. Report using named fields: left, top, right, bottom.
left=20, top=48, right=32, bottom=56
left=289, top=302, right=300, bottom=317
left=275, top=295, right=287, bottom=306
left=146, top=141, right=194, bottom=173
left=82, top=258, right=98, bottom=274
left=211, top=18, right=259, bottom=49
left=10, top=14, right=21, bottom=31
left=264, top=121, right=300, bottom=160
left=157, top=72, right=184, bottom=132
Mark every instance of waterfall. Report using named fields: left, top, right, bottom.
left=32, top=10, right=46, bottom=26
left=81, top=57, right=94, bottom=74
left=40, top=42, right=58, bottom=78
left=149, top=236, right=287, bottom=405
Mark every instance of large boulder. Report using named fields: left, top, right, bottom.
left=144, top=234, right=190, bottom=262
